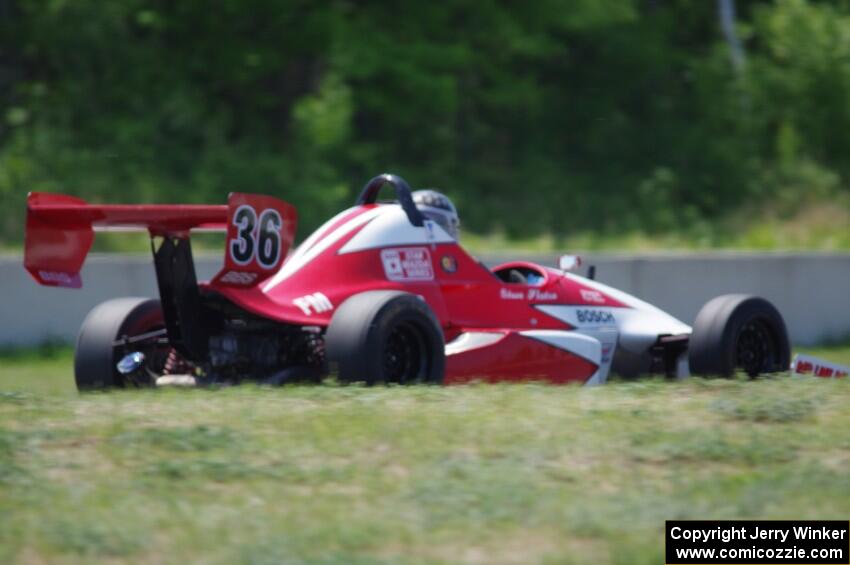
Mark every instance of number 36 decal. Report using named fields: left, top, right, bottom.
left=213, top=193, right=297, bottom=287
left=230, top=205, right=283, bottom=269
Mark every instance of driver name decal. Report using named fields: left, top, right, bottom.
left=381, top=248, right=434, bottom=282
left=527, top=289, right=557, bottom=301
left=500, top=288, right=558, bottom=301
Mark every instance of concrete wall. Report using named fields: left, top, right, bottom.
left=2, top=252, right=848, bottom=347
left=1, top=254, right=221, bottom=348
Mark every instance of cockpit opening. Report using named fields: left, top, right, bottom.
left=492, top=265, right=546, bottom=285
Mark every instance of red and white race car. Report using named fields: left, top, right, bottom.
left=24, top=174, right=794, bottom=390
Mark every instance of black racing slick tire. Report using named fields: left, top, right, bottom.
left=325, top=291, right=445, bottom=385
left=688, top=294, right=791, bottom=378
left=74, top=297, right=164, bottom=391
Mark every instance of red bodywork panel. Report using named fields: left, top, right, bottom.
left=445, top=331, right=598, bottom=384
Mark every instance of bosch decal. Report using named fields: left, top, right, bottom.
left=576, top=309, right=616, bottom=325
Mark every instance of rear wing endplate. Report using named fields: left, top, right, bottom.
left=24, top=191, right=296, bottom=288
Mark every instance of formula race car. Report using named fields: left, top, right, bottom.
left=24, top=174, right=792, bottom=390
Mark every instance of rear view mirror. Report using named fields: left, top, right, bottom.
left=559, top=254, right=582, bottom=272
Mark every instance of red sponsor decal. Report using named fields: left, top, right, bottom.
left=792, top=354, right=849, bottom=379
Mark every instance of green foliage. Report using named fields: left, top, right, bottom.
left=2, top=0, right=850, bottom=244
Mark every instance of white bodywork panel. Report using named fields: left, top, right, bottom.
left=338, top=205, right=455, bottom=254
left=520, top=329, right=612, bottom=385
left=263, top=207, right=384, bottom=290
left=538, top=273, right=692, bottom=356
left=520, top=330, right=601, bottom=365
left=445, top=331, right=505, bottom=355
left=573, top=327, right=619, bottom=384
left=266, top=204, right=455, bottom=291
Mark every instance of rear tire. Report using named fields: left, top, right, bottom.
left=74, top=298, right=164, bottom=391
left=325, top=291, right=445, bottom=385
left=688, top=294, right=790, bottom=377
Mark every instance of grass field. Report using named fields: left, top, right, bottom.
left=2, top=346, right=850, bottom=564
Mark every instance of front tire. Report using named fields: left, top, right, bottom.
left=74, top=298, right=165, bottom=391
left=688, top=294, right=790, bottom=377
left=325, top=291, right=445, bottom=385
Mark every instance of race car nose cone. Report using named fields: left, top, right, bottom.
left=117, top=351, right=146, bottom=375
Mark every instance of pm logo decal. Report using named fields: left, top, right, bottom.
left=381, top=247, right=434, bottom=281
left=294, top=292, right=333, bottom=315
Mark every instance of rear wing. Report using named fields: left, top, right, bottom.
left=24, top=191, right=296, bottom=288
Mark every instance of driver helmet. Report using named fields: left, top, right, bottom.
left=412, top=189, right=460, bottom=240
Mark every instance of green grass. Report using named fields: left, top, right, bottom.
left=0, top=345, right=76, bottom=396
left=1, top=346, right=850, bottom=564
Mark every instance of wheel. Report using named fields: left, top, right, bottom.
left=74, top=298, right=166, bottom=391
left=688, top=294, right=790, bottom=377
left=325, top=291, right=445, bottom=384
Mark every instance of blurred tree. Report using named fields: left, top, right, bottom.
left=718, top=0, right=746, bottom=71
left=0, top=0, right=848, bottom=244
